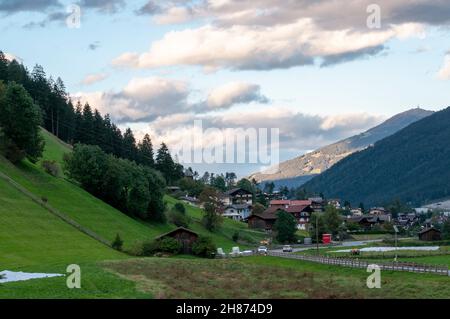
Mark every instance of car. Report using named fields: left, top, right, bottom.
left=282, top=245, right=293, bottom=252
left=257, top=246, right=268, bottom=254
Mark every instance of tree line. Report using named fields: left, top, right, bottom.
left=0, top=51, right=184, bottom=184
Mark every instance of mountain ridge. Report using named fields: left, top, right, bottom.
left=249, top=108, right=434, bottom=187
left=301, top=106, right=450, bottom=206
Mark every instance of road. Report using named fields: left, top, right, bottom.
left=269, top=239, right=383, bottom=253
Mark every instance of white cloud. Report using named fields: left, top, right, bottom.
left=4, top=53, right=21, bottom=63
left=437, top=54, right=450, bottom=80
left=112, top=19, right=424, bottom=71
left=80, top=73, right=108, bottom=85
left=207, top=82, right=268, bottom=109
left=73, top=76, right=190, bottom=123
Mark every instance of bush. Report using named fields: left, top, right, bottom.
left=168, top=209, right=191, bottom=228
left=140, top=237, right=182, bottom=256
left=111, top=233, right=124, bottom=251
left=174, top=202, right=186, bottom=214
left=232, top=231, right=239, bottom=242
left=192, top=236, right=216, bottom=258
left=42, top=160, right=60, bottom=177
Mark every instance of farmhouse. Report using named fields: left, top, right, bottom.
left=248, top=211, right=277, bottom=231
left=223, top=204, right=252, bottom=221
left=221, top=188, right=253, bottom=206
left=251, top=200, right=314, bottom=230
left=418, top=227, right=442, bottom=241
left=155, top=227, right=199, bottom=253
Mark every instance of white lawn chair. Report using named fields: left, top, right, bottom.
left=216, top=248, right=226, bottom=258
left=229, top=246, right=241, bottom=257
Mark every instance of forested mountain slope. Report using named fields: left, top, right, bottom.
left=302, top=107, right=450, bottom=207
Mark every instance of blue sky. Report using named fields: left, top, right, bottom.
left=1, top=0, right=450, bottom=177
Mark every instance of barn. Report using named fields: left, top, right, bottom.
left=155, top=227, right=199, bottom=253
left=248, top=211, right=277, bottom=231
left=418, top=227, right=442, bottom=241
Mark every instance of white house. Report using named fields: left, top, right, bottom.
left=223, top=204, right=252, bottom=221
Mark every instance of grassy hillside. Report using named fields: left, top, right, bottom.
left=0, top=129, right=260, bottom=252
left=0, top=177, right=124, bottom=270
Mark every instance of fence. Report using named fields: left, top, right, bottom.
left=268, top=251, right=449, bottom=276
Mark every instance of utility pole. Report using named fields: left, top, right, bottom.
left=394, top=225, right=399, bottom=262
left=316, top=213, right=319, bottom=255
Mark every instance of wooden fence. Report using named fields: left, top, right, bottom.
left=268, top=251, right=449, bottom=276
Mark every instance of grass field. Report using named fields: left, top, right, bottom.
left=102, top=256, right=450, bottom=299
left=2, top=129, right=449, bottom=299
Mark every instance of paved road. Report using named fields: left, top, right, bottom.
left=269, top=239, right=383, bottom=253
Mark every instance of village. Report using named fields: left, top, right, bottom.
left=171, top=176, right=450, bottom=257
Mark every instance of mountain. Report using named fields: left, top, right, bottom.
left=249, top=108, right=433, bottom=188
left=301, top=107, right=450, bottom=207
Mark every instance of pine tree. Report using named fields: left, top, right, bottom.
left=0, top=82, right=44, bottom=163
left=122, top=128, right=138, bottom=162
left=155, top=142, right=176, bottom=184
left=138, top=133, right=154, bottom=167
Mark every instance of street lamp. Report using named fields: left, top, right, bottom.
left=393, top=225, right=399, bottom=262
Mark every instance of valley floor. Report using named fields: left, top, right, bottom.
left=2, top=255, right=450, bottom=299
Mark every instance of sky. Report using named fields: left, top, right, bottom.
left=1, top=0, right=450, bottom=177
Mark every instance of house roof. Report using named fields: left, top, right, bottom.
left=270, top=199, right=312, bottom=206
left=155, top=227, right=199, bottom=240
left=418, top=227, right=441, bottom=235
left=225, top=204, right=252, bottom=210
left=249, top=209, right=278, bottom=220
left=224, top=188, right=253, bottom=196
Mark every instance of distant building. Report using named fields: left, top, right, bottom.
left=155, top=227, right=199, bottom=253
left=263, top=200, right=314, bottom=230
left=418, top=227, right=442, bottom=241
left=308, top=197, right=324, bottom=212
left=181, top=195, right=199, bottom=206
left=350, top=208, right=363, bottom=216
left=221, top=188, right=253, bottom=206
left=248, top=211, right=277, bottom=231
left=184, top=169, right=194, bottom=180
left=369, top=207, right=387, bottom=215
left=223, top=204, right=252, bottom=221
left=327, top=199, right=341, bottom=209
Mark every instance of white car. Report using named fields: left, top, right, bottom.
left=257, top=246, right=268, bottom=254
left=282, top=245, right=293, bottom=252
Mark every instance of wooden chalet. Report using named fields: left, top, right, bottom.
left=418, top=227, right=442, bottom=241
left=155, top=227, right=199, bottom=253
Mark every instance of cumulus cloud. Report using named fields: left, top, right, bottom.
left=206, top=82, right=268, bottom=109
left=437, top=54, right=450, bottom=80
left=74, top=78, right=269, bottom=122
left=142, top=107, right=384, bottom=157
left=73, top=77, right=190, bottom=123
left=80, top=73, right=108, bottom=85
left=112, top=19, right=424, bottom=71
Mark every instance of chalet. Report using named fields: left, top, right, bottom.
left=350, top=208, right=363, bottom=216
left=221, top=188, right=253, bottom=206
left=369, top=207, right=387, bottom=215
left=181, top=195, right=200, bottom=206
left=346, top=214, right=391, bottom=230
left=308, top=197, right=324, bottom=212
left=266, top=200, right=314, bottom=229
left=223, top=204, right=252, bottom=221
left=248, top=211, right=277, bottom=231
left=327, top=199, right=341, bottom=209
left=184, top=169, right=194, bottom=180
left=418, top=227, right=442, bottom=241
left=155, top=227, right=199, bottom=253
